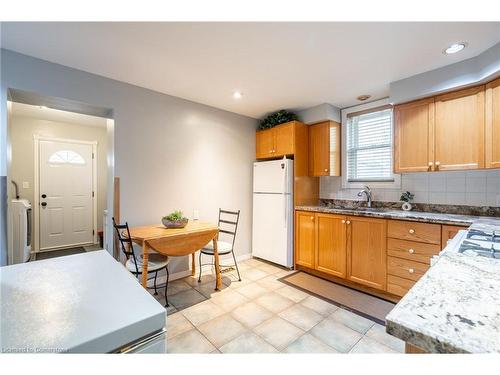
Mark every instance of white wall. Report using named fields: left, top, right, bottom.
left=1, top=49, right=258, bottom=269
left=321, top=170, right=500, bottom=207
left=9, top=116, right=108, bottom=234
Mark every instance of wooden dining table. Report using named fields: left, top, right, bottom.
left=126, top=221, right=222, bottom=290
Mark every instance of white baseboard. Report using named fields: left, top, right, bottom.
left=236, top=253, right=252, bottom=262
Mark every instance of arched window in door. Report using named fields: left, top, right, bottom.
left=48, top=150, right=86, bottom=165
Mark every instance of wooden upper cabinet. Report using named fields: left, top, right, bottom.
left=295, top=211, right=316, bottom=269
left=309, top=121, right=341, bottom=177
left=315, top=213, right=347, bottom=278
left=255, top=122, right=296, bottom=159
left=486, top=77, right=500, bottom=168
left=347, top=216, right=387, bottom=291
left=274, top=122, right=295, bottom=156
left=256, top=128, right=275, bottom=159
left=434, top=86, right=485, bottom=171
left=394, top=98, right=435, bottom=173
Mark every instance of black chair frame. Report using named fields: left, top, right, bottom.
left=198, top=209, right=241, bottom=283
left=112, top=217, right=170, bottom=307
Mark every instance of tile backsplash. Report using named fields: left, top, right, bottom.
left=320, top=170, right=500, bottom=207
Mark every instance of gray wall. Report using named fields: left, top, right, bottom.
left=390, top=42, right=500, bottom=104
left=0, top=49, right=258, bottom=269
left=297, top=103, right=341, bottom=124
left=9, top=116, right=108, bottom=234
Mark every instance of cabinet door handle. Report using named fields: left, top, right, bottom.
left=408, top=248, right=415, bottom=254
left=409, top=229, right=415, bottom=234
left=435, top=161, right=440, bottom=170
left=310, top=216, right=314, bottom=220
left=346, top=220, right=351, bottom=225
left=324, top=169, right=328, bottom=172
left=428, top=161, right=433, bottom=171
left=341, top=219, right=346, bottom=224
left=408, top=268, right=414, bottom=274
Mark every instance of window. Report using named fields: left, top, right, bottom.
left=48, top=150, right=85, bottom=165
left=346, top=107, right=394, bottom=182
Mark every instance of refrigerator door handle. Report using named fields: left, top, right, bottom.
left=283, top=159, right=287, bottom=227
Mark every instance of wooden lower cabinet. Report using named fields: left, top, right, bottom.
left=441, top=224, right=467, bottom=246
left=387, top=275, right=416, bottom=297
left=295, top=211, right=457, bottom=299
left=316, top=213, right=347, bottom=278
left=295, top=211, right=316, bottom=268
left=347, top=216, right=387, bottom=291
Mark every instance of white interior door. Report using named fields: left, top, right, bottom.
left=39, top=140, right=94, bottom=250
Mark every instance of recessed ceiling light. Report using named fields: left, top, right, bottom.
left=39, top=106, right=48, bottom=109
left=357, top=95, right=371, bottom=101
left=443, top=42, right=467, bottom=55
left=233, top=91, right=243, bottom=99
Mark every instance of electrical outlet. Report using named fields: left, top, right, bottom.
left=22, top=181, right=30, bottom=189
left=193, top=210, right=199, bottom=220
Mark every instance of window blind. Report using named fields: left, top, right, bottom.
left=347, top=108, right=393, bottom=182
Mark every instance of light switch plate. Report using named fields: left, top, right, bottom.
left=193, top=210, right=199, bottom=220
left=22, top=181, right=30, bottom=189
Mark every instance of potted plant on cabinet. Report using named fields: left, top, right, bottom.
left=259, top=109, right=299, bottom=130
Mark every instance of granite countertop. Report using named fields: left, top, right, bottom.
left=295, top=205, right=487, bottom=226
left=385, top=221, right=500, bottom=353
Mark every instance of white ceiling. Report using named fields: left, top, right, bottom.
left=2, top=22, right=499, bottom=119
left=11, top=102, right=108, bottom=128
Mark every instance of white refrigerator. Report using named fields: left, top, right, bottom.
left=252, top=158, right=294, bottom=268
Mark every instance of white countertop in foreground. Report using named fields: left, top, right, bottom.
left=1, top=250, right=165, bottom=353
left=386, top=220, right=500, bottom=353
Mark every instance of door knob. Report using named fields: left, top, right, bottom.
left=408, top=248, right=415, bottom=254
left=408, top=268, right=414, bottom=274
left=41, top=202, right=47, bottom=207
left=41, top=194, right=47, bottom=198
left=409, top=229, right=415, bottom=234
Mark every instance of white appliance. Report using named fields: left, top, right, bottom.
left=10, top=199, right=32, bottom=264
left=252, top=158, right=294, bottom=268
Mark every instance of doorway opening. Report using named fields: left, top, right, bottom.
left=7, top=93, right=114, bottom=264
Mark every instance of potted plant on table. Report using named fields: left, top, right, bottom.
left=400, top=191, right=415, bottom=211
left=162, top=210, right=189, bottom=228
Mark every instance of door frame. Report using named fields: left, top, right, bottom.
left=33, top=135, right=98, bottom=252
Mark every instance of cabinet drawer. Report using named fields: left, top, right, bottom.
left=387, top=256, right=429, bottom=282
left=387, top=275, right=416, bottom=297
left=387, top=238, right=441, bottom=264
left=387, top=220, right=441, bottom=245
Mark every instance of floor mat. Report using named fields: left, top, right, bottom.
left=280, top=271, right=395, bottom=325
left=34, top=247, right=86, bottom=260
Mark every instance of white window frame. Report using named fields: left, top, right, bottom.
left=341, top=98, right=401, bottom=189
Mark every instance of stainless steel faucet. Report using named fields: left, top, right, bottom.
left=357, top=185, right=372, bottom=208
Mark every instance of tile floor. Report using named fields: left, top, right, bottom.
left=150, top=257, right=405, bottom=354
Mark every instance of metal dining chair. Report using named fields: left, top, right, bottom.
left=198, top=209, right=241, bottom=283
left=112, top=218, right=171, bottom=306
